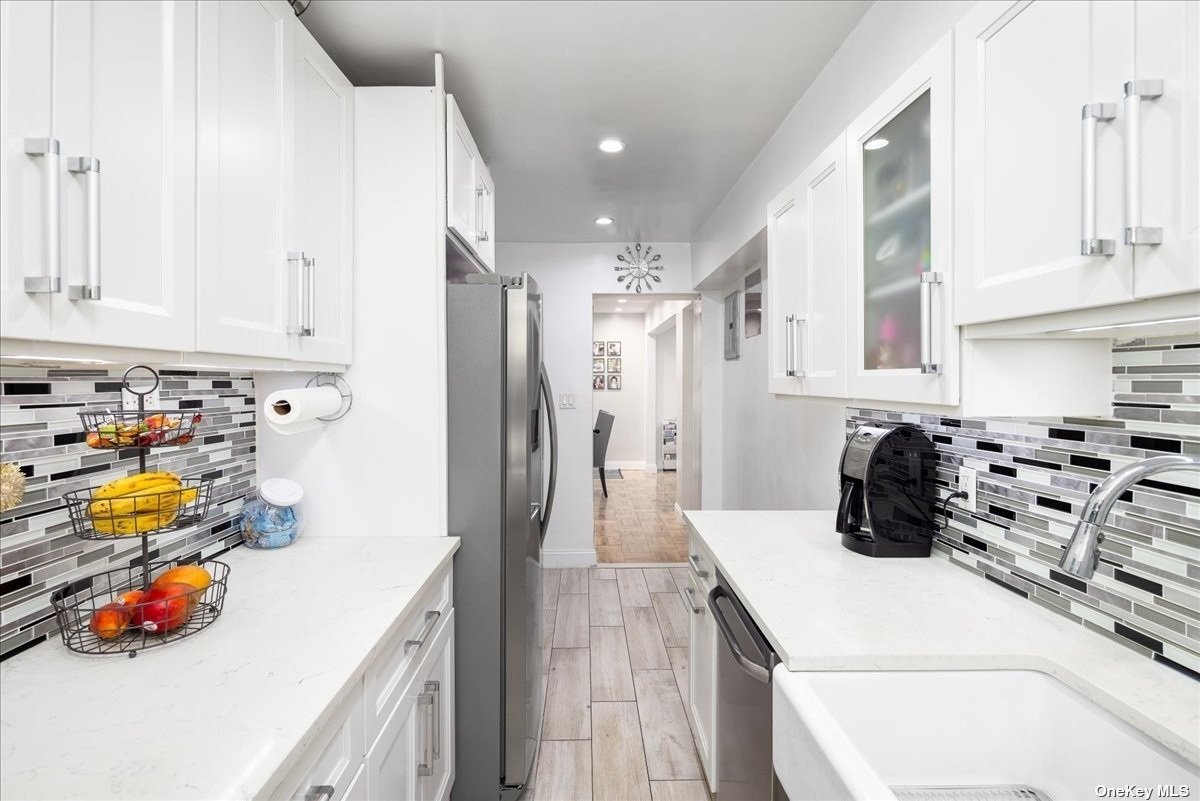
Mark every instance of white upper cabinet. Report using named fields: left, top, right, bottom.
left=0, top=0, right=54, bottom=342
left=767, top=134, right=847, bottom=398
left=51, top=0, right=198, bottom=350
left=847, top=33, right=958, bottom=406
left=446, top=94, right=495, bottom=270
left=195, top=0, right=295, bottom=359
left=1129, top=0, right=1200, bottom=299
left=291, top=22, right=354, bottom=365
left=955, top=0, right=1198, bottom=325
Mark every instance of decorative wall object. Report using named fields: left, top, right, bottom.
left=593, top=376, right=606, bottom=391
left=0, top=367, right=257, bottom=661
left=593, top=359, right=605, bottom=374
left=607, top=358, right=622, bottom=374
left=613, top=243, right=663, bottom=293
left=593, top=341, right=606, bottom=357
left=845, top=334, right=1199, bottom=678
left=0, top=463, right=26, bottom=512
left=608, top=375, right=622, bottom=391
left=607, top=341, right=622, bottom=356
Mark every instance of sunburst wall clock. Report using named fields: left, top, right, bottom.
left=614, top=243, right=663, bottom=293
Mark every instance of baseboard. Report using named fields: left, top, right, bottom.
left=543, top=548, right=598, bottom=568
left=604, top=460, right=652, bottom=472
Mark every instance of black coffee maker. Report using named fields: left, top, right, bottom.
left=836, top=424, right=937, bottom=558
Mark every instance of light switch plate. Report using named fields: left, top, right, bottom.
left=958, top=466, right=978, bottom=511
left=559, top=393, right=575, bottom=410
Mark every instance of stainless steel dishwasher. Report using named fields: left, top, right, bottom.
left=707, top=571, right=789, bottom=801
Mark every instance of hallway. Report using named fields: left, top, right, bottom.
left=593, top=470, right=689, bottom=563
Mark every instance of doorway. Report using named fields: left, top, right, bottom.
left=590, top=293, right=700, bottom=564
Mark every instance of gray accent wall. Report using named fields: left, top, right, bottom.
left=0, top=367, right=257, bottom=660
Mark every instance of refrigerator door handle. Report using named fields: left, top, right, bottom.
left=539, top=364, right=558, bottom=541
left=707, top=584, right=771, bottom=683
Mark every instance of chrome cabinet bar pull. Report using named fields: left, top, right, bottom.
left=417, top=687, right=435, bottom=776
left=1123, top=80, right=1164, bottom=246
left=23, top=138, right=62, bottom=293
left=793, top=316, right=806, bottom=378
left=303, top=785, right=334, bottom=801
left=688, top=553, right=709, bottom=579
left=286, top=252, right=305, bottom=335
left=784, top=314, right=796, bottom=377
left=920, top=272, right=943, bottom=375
left=427, top=680, right=441, bottom=760
left=67, top=157, right=101, bottom=300
left=684, top=585, right=705, bottom=614
left=1080, top=102, right=1117, bottom=256
left=304, top=256, right=316, bottom=336
left=405, top=610, right=441, bottom=652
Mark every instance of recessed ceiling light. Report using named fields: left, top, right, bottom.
left=598, top=138, right=625, bottom=154
left=864, top=138, right=889, bottom=151
left=595, top=216, right=614, bottom=226
left=617, top=298, right=627, bottom=304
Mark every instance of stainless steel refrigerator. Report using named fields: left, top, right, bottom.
left=448, top=273, right=557, bottom=801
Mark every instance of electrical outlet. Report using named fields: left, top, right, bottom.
left=959, top=466, right=978, bottom=510
left=122, top=385, right=161, bottom=412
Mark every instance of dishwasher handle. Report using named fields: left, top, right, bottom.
left=707, top=584, right=771, bottom=684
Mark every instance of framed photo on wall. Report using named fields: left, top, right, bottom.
left=593, top=359, right=605, bottom=374
left=593, top=376, right=606, bottom=391
left=607, top=375, right=621, bottom=391
left=593, top=341, right=606, bottom=357
left=607, top=358, right=621, bottom=373
left=607, top=341, right=622, bottom=356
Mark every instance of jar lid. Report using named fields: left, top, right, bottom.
left=260, top=478, right=303, bottom=507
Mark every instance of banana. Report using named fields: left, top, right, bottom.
left=92, top=472, right=181, bottom=500
left=89, top=485, right=197, bottom=517
left=91, top=508, right=180, bottom=535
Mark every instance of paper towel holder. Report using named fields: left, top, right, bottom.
left=304, top=373, right=353, bottom=422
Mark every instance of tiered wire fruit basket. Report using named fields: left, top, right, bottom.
left=51, top=365, right=231, bottom=657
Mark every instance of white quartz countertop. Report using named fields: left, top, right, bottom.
left=684, top=510, right=1200, bottom=766
left=0, top=536, right=460, bottom=801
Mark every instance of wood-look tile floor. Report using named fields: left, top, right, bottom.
left=531, top=567, right=711, bottom=801
left=594, top=470, right=690, bottom=563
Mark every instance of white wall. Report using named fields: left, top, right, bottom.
left=691, top=0, right=974, bottom=285
left=497, top=242, right=693, bottom=567
left=591, top=312, right=648, bottom=468
left=256, top=87, right=446, bottom=539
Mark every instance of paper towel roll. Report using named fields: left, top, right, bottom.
left=263, top=385, right=343, bottom=435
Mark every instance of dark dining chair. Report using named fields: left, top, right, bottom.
left=593, top=410, right=615, bottom=498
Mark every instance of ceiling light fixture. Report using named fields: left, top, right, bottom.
left=864, top=138, right=889, bottom=151
left=595, top=216, right=614, bottom=226
left=598, top=138, right=626, bottom=154
left=617, top=298, right=627, bottom=304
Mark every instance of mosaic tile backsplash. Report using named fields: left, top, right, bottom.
left=0, top=367, right=257, bottom=661
left=848, top=334, right=1200, bottom=680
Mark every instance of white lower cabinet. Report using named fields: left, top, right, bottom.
left=270, top=567, right=455, bottom=801
left=686, top=535, right=718, bottom=793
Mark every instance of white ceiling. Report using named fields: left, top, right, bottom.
left=592, top=293, right=694, bottom=315
left=299, top=0, right=872, bottom=243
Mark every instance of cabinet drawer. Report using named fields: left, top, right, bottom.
left=275, top=682, right=365, bottom=801
left=363, top=568, right=452, bottom=746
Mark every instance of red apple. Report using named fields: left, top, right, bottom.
left=131, top=582, right=194, bottom=634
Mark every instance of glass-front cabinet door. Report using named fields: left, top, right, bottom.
left=847, top=32, right=958, bottom=406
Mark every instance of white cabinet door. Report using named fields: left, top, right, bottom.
left=291, top=23, right=353, bottom=365
left=955, top=1, right=1135, bottom=324
left=475, top=160, right=495, bottom=271
left=419, top=615, right=454, bottom=801
left=446, top=95, right=478, bottom=245
left=847, top=32, right=958, bottom=406
left=50, top=0, right=197, bottom=350
left=1131, top=0, right=1200, bottom=299
left=0, top=0, right=54, bottom=341
left=195, top=0, right=294, bottom=359
left=687, top=573, right=717, bottom=791
left=366, top=680, right=420, bottom=801
left=767, top=135, right=848, bottom=398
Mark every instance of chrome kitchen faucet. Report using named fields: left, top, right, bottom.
left=1058, top=454, right=1200, bottom=579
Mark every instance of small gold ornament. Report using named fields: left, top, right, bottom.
left=0, top=462, right=26, bottom=513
